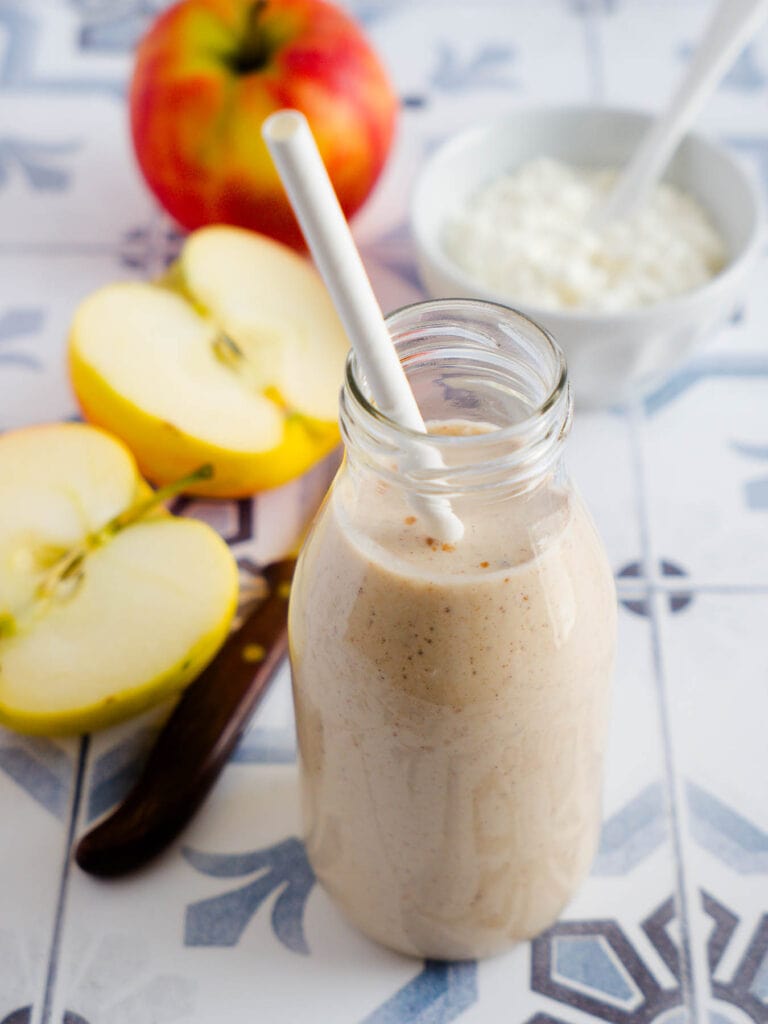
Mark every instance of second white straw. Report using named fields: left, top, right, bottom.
left=262, top=109, right=464, bottom=544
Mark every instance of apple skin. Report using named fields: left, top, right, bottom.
left=130, top=0, right=398, bottom=250
left=0, top=422, right=239, bottom=736
left=68, top=226, right=349, bottom=499
left=70, top=349, right=340, bottom=497
left=0, top=526, right=236, bottom=737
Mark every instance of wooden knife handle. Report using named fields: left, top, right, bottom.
left=75, top=558, right=296, bottom=877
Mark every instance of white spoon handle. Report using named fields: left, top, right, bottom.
left=596, top=0, right=768, bottom=224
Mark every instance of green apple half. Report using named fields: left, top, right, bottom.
left=0, top=423, right=238, bottom=734
left=69, top=225, right=349, bottom=497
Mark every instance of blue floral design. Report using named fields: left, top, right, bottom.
left=0, top=5, right=123, bottom=95
left=645, top=354, right=768, bottom=415
left=72, top=0, right=171, bottom=53
left=0, top=308, right=44, bottom=370
left=0, top=139, right=79, bottom=192
left=593, top=782, right=668, bottom=876
left=360, top=222, right=424, bottom=296
left=732, top=441, right=768, bottom=511
left=723, top=45, right=768, bottom=91
left=703, top=893, right=768, bottom=1023
left=361, top=961, right=477, bottom=1024
left=0, top=733, right=71, bottom=819
left=616, top=559, right=694, bottom=617
left=119, top=223, right=185, bottom=273
left=183, top=837, right=315, bottom=954
left=680, top=42, right=767, bottom=92
left=724, top=134, right=768, bottom=189
left=566, top=0, right=619, bottom=13
left=86, top=727, right=157, bottom=822
left=344, top=1, right=411, bottom=27
left=431, top=42, right=518, bottom=92
left=687, top=782, right=768, bottom=874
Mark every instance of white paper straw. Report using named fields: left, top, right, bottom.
left=262, top=109, right=464, bottom=544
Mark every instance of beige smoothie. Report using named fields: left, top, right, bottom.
left=289, top=427, right=616, bottom=960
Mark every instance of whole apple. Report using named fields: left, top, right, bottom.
left=130, top=0, right=398, bottom=249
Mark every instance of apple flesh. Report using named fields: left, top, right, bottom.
left=0, top=423, right=238, bottom=735
left=130, top=0, right=398, bottom=250
left=69, top=226, right=348, bottom=497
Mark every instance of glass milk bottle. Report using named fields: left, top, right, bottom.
left=288, top=299, right=616, bottom=960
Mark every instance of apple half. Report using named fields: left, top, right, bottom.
left=69, top=226, right=348, bottom=497
left=0, top=423, right=238, bottom=735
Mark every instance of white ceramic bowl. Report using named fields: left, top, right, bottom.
left=411, top=106, right=765, bottom=408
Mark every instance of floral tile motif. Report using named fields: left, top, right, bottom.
left=183, top=837, right=315, bottom=954
left=0, top=94, right=154, bottom=247
left=0, top=1, right=766, bottom=1021
left=0, top=254, right=130, bottom=430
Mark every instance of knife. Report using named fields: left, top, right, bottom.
left=75, top=557, right=296, bottom=877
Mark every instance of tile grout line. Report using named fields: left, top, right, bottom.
left=38, top=734, right=90, bottom=1024
left=615, top=580, right=768, bottom=595
left=581, top=0, right=605, bottom=103
left=582, top=6, right=699, bottom=1005
left=627, top=402, right=701, bottom=1021
left=0, top=243, right=122, bottom=256
left=578, top=2, right=703, bottom=1008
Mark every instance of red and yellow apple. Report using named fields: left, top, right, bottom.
left=129, top=0, right=398, bottom=250
left=69, top=225, right=348, bottom=497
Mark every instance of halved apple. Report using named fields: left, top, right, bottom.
left=69, top=225, right=348, bottom=497
left=0, top=423, right=238, bottom=735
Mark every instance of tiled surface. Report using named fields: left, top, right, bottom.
left=0, top=1, right=766, bottom=1022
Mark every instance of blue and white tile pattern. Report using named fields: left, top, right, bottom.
left=0, top=1, right=766, bottom=1021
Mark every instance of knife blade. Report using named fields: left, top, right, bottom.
left=75, top=557, right=296, bottom=877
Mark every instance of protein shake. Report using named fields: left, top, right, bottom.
left=288, top=300, right=616, bottom=959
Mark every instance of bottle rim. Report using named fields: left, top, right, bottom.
left=342, top=296, right=573, bottom=456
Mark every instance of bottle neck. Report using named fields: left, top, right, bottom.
left=339, top=299, right=572, bottom=501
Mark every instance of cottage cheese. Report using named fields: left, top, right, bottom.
left=443, top=158, right=727, bottom=312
